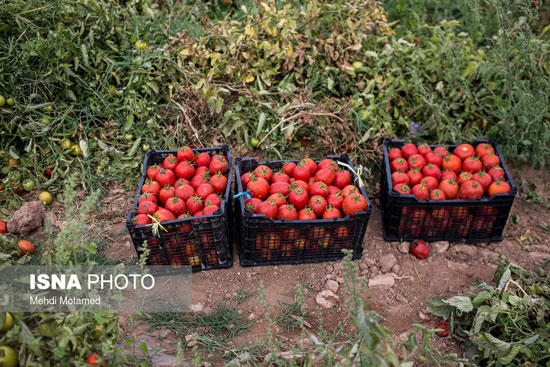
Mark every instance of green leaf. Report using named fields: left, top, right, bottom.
left=497, top=268, right=511, bottom=290
left=256, top=112, right=266, bottom=137
left=484, top=333, right=510, bottom=351
left=427, top=296, right=453, bottom=318
left=443, top=296, right=474, bottom=313
left=139, top=341, right=148, bottom=355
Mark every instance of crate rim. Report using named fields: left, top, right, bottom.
left=125, top=145, right=233, bottom=230
left=234, top=155, right=373, bottom=224
left=382, top=138, right=517, bottom=204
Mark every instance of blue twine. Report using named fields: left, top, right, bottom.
left=233, top=189, right=252, bottom=201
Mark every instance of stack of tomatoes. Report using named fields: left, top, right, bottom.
left=239, top=158, right=369, bottom=260
left=133, top=147, right=229, bottom=266
left=389, top=143, right=511, bottom=200
left=388, top=142, right=513, bottom=238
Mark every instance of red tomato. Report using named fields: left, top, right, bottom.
left=481, top=153, right=500, bottom=170
left=159, top=185, right=175, bottom=205
left=191, top=174, right=209, bottom=190
left=269, top=182, right=290, bottom=196
left=341, top=185, right=359, bottom=198
left=417, top=144, right=432, bottom=156
left=454, top=144, right=475, bottom=160
left=318, top=159, right=339, bottom=172
left=422, top=164, right=441, bottom=181
left=247, top=176, right=269, bottom=199
left=87, top=353, right=105, bottom=367
left=298, top=206, right=316, bottom=220
left=210, top=156, right=228, bottom=175
left=327, top=185, right=340, bottom=195
left=245, top=197, right=262, bottom=213
left=288, top=187, right=309, bottom=210
left=441, top=170, right=457, bottom=182
left=267, top=192, right=286, bottom=207
left=146, top=165, right=161, bottom=180
left=0, top=221, right=6, bottom=234
left=327, top=191, right=344, bottom=210
left=210, top=172, right=228, bottom=193
left=333, top=170, right=352, bottom=189
left=439, top=179, right=459, bottom=199
left=458, top=171, right=473, bottom=185
left=342, top=194, right=368, bottom=216
left=394, top=184, right=411, bottom=195
left=401, top=143, right=418, bottom=159
left=18, top=240, right=35, bottom=255
left=388, top=148, right=403, bottom=161
left=488, top=166, right=505, bottom=181
left=203, top=205, right=220, bottom=215
left=241, top=172, right=254, bottom=187
left=424, top=151, right=443, bottom=167
left=138, top=201, right=158, bottom=216
left=322, top=205, right=342, bottom=219
left=205, top=193, right=222, bottom=208
left=292, top=180, right=309, bottom=192
left=134, top=214, right=151, bottom=225
left=186, top=195, right=204, bottom=214
left=253, top=165, right=273, bottom=182
left=392, top=171, right=409, bottom=186
left=175, top=161, right=195, bottom=179
left=314, top=168, right=335, bottom=185
left=410, top=240, right=430, bottom=259
left=282, top=161, right=296, bottom=176
left=177, top=146, right=194, bottom=162
left=138, top=192, right=157, bottom=205
left=459, top=180, right=484, bottom=199
left=195, top=152, right=211, bottom=167
left=433, top=146, right=449, bottom=157
left=435, top=321, right=450, bottom=337
left=462, top=156, right=482, bottom=173
left=175, top=184, right=195, bottom=202
left=163, top=155, right=178, bottom=170
left=196, top=183, right=215, bottom=199
left=472, top=170, right=493, bottom=191
left=488, top=180, right=511, bottom=196
left=195, top=166, right=210, bottom=177
left=156, top=168, right=176, bottom=187
left=442, top=154, right=462, bottom=174
left=309, top=195, right=327, bottom=217
left=309, top=181, right=330, bottom=198
left=421, top=176, right=438, bottom=191
left=300, top=158, right=317, bottom=175
left=142, top=180, right=161, bottom=197
left=408, top=154, right=427, bottom=170
left=293, top=162, right=311, bottom=181
left=278, top=204, right=298, bottom=220
left=429, top=189, right=446, bottom=200
left=154, top=208, right=176, bottom=222
left=175, top=178, right=189, bottom=186
left=390, top=158, right=408, bottom=173
left=412, top=184, right=429, bottom=200
left=406, top=168, right=423, bottom=186
left=165, top=197, right=186, bottom=217
left=256, top=200, right=278, bottom=219
left=475, top=143, right=494, bottom=158
left=272, top=170, right=290, bottom=183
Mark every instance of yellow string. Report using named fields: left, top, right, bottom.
left=337, top=161, right=365, bottom=188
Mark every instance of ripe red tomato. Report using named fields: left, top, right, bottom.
left=421, top=176, right=438, bottom=191
left=309, top=181, right=330, bottom=198
left=293, top=162, right=311, bottom=181
left=390, top=158, right=408, bottom=173
left=458, top=171, right=473, bottom=185
left=429, top=189, right=446, bottom=200
left=410, top=240, right=429, bottom=259
left=433, top=146, right=449, bottom=157
left=138, top=201, right=158, bottom=216
left=177, top=146, right=194, bottom=162
left=205, top=193, right=222, bottom=208
left=282, top=161, right=296, bottom=176
left=195, top=152, right=211, bottom=167
left=272, top=170, right=290, bottom=183
left=269, top=182, right=290, bottom=196
left=309, top=195, right=327, bottom=217
left=424, top=151, right=442, bottom=167
left=406, top=168, right=423, bottom=186
left=327, top=185, right=340, bottom=195
left=196, top=183, right=214, bottom=199
left=153, top=208, right=176, bottom=222
left=341, top=185, right=359, bottom=197
left=289, top=187, right=309, bottom=210
left=142, top=180, right=161, bottom=196
left=439, top=179, right=458, bottom=199
left=342, top=194, right=368, bottom=216
left=278, top=204, right=298, bottom=220
left=440, top=170, right=457, bottom=182
left=195, top=166, right=210, bottom=177
left=318, top=159, right=339, bottom=172
left=388, top=147, right=403, bottom=161
left=147, top=165, right=161, bottom=180
left=44, top=167, right=53, bottom=178
left=191, top=174, right=208, bottom=190
left=401, top=143, right=418, bottom=159
left=392, top=171, right=409, bottom=186
left=298, top=206, right=316, bottom=220
left=394, top=184, right=411, bottom=195
left=241, top=172, right=254, bottom=187
left=462, top=156, right=482, bottom=173
left=488, top=166, right=505, bottom=181
left=209, top=156, right=228, bottom=175
left=186, top=195, right=204, bottom=214
left=256, top=200, right=278, bottom=219
left=156, top=168, right=176, bottom=187
left=300, top=158, right=317, bottom=175
left=293, top=180, right=309, bottom=192
left=175, top=161, right=195, bottom=179
left=323, top=205, right=342, bottom=219
left=245, top=197, right=262, bottom=213
left=0, top=221, right=6, bottom=234
left=314, top=168, right=335, bottom=185
left=472, top=170, right=492, bottom=191
left=481, top=153, right=500, bottom=170
left=422, top=163, right=441, bottom=181
left=165, top=197, right=186, bottom=217
left=442, top=154, right=462, bottom=174
left=134, top=214, right=151, bottom=225
left=203, top=204, right=220, bottom=215
left=412, top=184, right=429, bottom=200
left=454, top=144, right=475, bottom=160
left=488, top=180, right=511, bottom=196
left=18, top=240, right=35, bottom=255
left=159, top=185, right=175, bottom=205
left=163, top=155, right=178, bottom=170
left=175, top=178, right=189, bottom=186
left=475, top=143, right=494, bottom=158
left=327, top=191, right=344, bottom=210
left=175, top=184, right=195, bottom=202
left=210, top=172, right=228, bottom=193
left=247, top=176, right=269, bottom=199
left=417, top=144, right=432, bottom=156
left=138, top=192, right=157, bottom=205
left=435, top=321, right=450, bottom=337
left=87, top=353, right=105, bottom=367
left=333, top=170, right=352, bottom=189
left=267, top=192, right=286, bottom=207
left=459, top=180, right=484, bottom=199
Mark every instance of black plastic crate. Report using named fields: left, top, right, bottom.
left=380, top=139, right=517, bottom=242
left=234, top=155, right=372, bottom=266
left=125, top=146, right=233, bottom=271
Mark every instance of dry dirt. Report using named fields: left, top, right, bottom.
left=14, top=164, right=550, bottom=365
